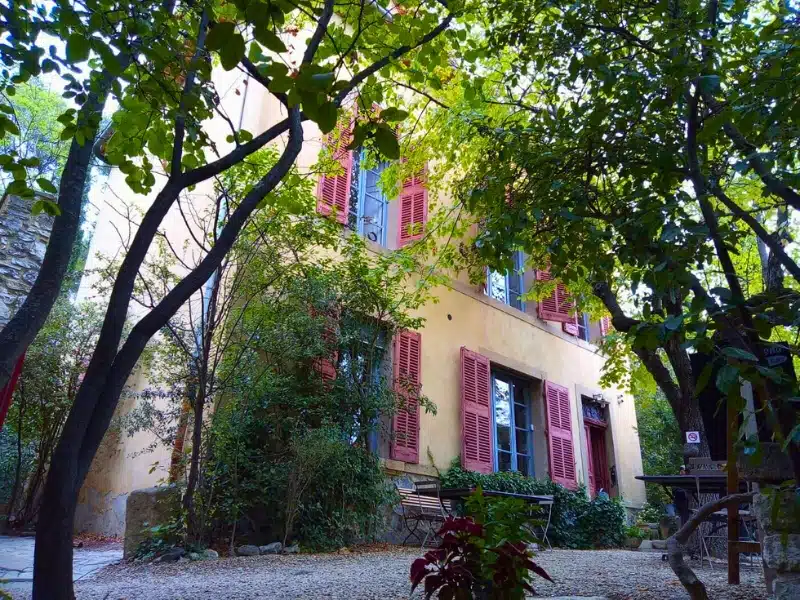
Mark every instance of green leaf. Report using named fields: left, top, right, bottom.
left=347, top=123, right=370, bottom=150
left=6, top=179, right=29, bottom=196
left=721, top=347, right=758, bottom=362
left=206, top=22, right=235, bottom=52
left=695, top=362, right=714, bottom=395
left=31, top=198, right=61, bottom=216
left=66, top=34, right=90, bottom=63
left=219, top=33, right=246, bottom=71
left=663, top=315, right=683, bottom=331
left=36, top=178, right=58, bottom=194
left=373, top=125, right=399, bottom=160
left=254, top=28, right=287, bottom=53
left=380, top=107, right=409, bottom=122
left=715, top=364, right=739, bottom=395
left=697, top=75, right=721, bottom=94
left=316, top=102, right=338, bottom=135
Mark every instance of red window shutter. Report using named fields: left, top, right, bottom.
left=316, top=119, right=353, bottom=224
left=599, top=316, right=611, bottom=337
left=535, top=269, right=573, bottom=323
left=563, top=314, right=579, bottom=336
left=460, top=347, right=493, bottom=474
left=391, top=330, right=421, bottom=463
left=397, top=166, right=428, bottom=246
left=311, top=307, right=339, bottom=381
left=544, top=381, right=576, bottom=489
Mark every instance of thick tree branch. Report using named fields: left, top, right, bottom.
left=711, top=185, right=800, bottom=285
left=171, top=7, right=211, bottom=176
left=667, top=492, right=755, bottom=600
left=701, top=92, right=800, bottom=210
left=76, top=107, right=304, bottom=478
left=591, top=281, right=640, bottom=331
left=0, top=58, right=131, bottom=389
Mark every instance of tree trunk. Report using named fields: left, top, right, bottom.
left=5, top=386, right=26, bottom=530
left=32, top=444, right=80, bottom=600
left=678, top=398, right=710, bottom=459
left=183, top=382, right=205, bottom=542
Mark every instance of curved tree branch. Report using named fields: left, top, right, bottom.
left=667, top=492, right=755, bottom=600
left=711, top=185, right=800, bottom=285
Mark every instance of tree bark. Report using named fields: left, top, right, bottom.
left=5, top=383, right=26, bottom=530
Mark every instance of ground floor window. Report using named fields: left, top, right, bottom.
left=491, top=370, right=534, bottom=476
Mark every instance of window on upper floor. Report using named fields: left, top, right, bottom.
left=316, top=117, right=428, bottom=249
left=486, top=250, right=525, bottom=310
left=346, top=149, right=391, bottom=246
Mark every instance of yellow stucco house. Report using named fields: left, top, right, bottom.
left=74, top=71, right=646, bottom=537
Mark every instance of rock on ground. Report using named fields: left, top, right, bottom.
left=5, top=548, right=767, bottom=600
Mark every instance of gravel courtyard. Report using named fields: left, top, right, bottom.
left=9, top=548, right=767, bottom=600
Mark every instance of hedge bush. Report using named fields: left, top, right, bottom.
left=440, top=461, right=626, bottom=548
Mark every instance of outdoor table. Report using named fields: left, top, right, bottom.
left=635, top=474, right=755, bottom=584
left=635, top=474, right=747, bottom=525
left=416, top=486, right=555, bottom=549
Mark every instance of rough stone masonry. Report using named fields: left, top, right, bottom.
left=0, top=194, right=54, bottom=328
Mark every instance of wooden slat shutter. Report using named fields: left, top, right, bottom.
left=599, top=316, right=611, bottom=337
left=535, top=269, right=573, bottom=323
left=460, top=347, right=493, bottom=474
left=563, top=315, right=579, bottom=336
left=391, top=330, right=421, bottom=463
left=397, top=166, right=428, bottom=246
left=316, top=119, right=353, bottom=224
left=544, top=381, right=576, bottom=489
left=311, top=307, right=339, bottom=381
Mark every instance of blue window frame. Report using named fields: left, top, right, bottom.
left=487, top=251, right=525, bottom=310
left=577, top=313, right=590, bottom=342
left=347, top=149, right=389, bottom=246
left=491, top=370, right=534, bottom=476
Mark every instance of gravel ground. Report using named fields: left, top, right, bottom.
left=10, top=548, right=767, bottom=599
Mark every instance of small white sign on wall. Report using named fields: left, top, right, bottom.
left=686, top=431, right=700, bottom=444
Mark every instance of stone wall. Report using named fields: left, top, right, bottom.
left=0, top=194, right=54, bottom=327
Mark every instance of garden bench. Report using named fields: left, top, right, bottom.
left=396, top=483, right=452, bottom=548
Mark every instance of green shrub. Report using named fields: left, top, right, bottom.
left=440, top=461, right=626, bottom=548
left=636, top=501, right=664, bottom=524
left=624, top=525, right=647, bottom=540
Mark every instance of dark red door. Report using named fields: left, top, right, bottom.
left=589, top=426, right=610, bottom=495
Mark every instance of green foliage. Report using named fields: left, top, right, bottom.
left=411, top=489, right=552, bottom=599
left=634, top=385, right=683, bottom=508
left=2, top=299, right=104, bottom=527
left=410, top=0, right=800, bottom=462
left=636, top=502, right=665, bottom=525
left=624, top=525, right=646, bottom=540
left=440, top=462, right=626, bottom=549
left=133, top=518, right=183, bottom=561
left=199, top=260, right=428, bottom=550
left=464, top=487, right=537, bottom=548
left=0, top=80, right=69, bottom=203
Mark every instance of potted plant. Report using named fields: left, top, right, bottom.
left=624, top=525, right=646, bottom=549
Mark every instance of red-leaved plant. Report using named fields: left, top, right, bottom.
left=410, top=515, right=552, bottom=599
